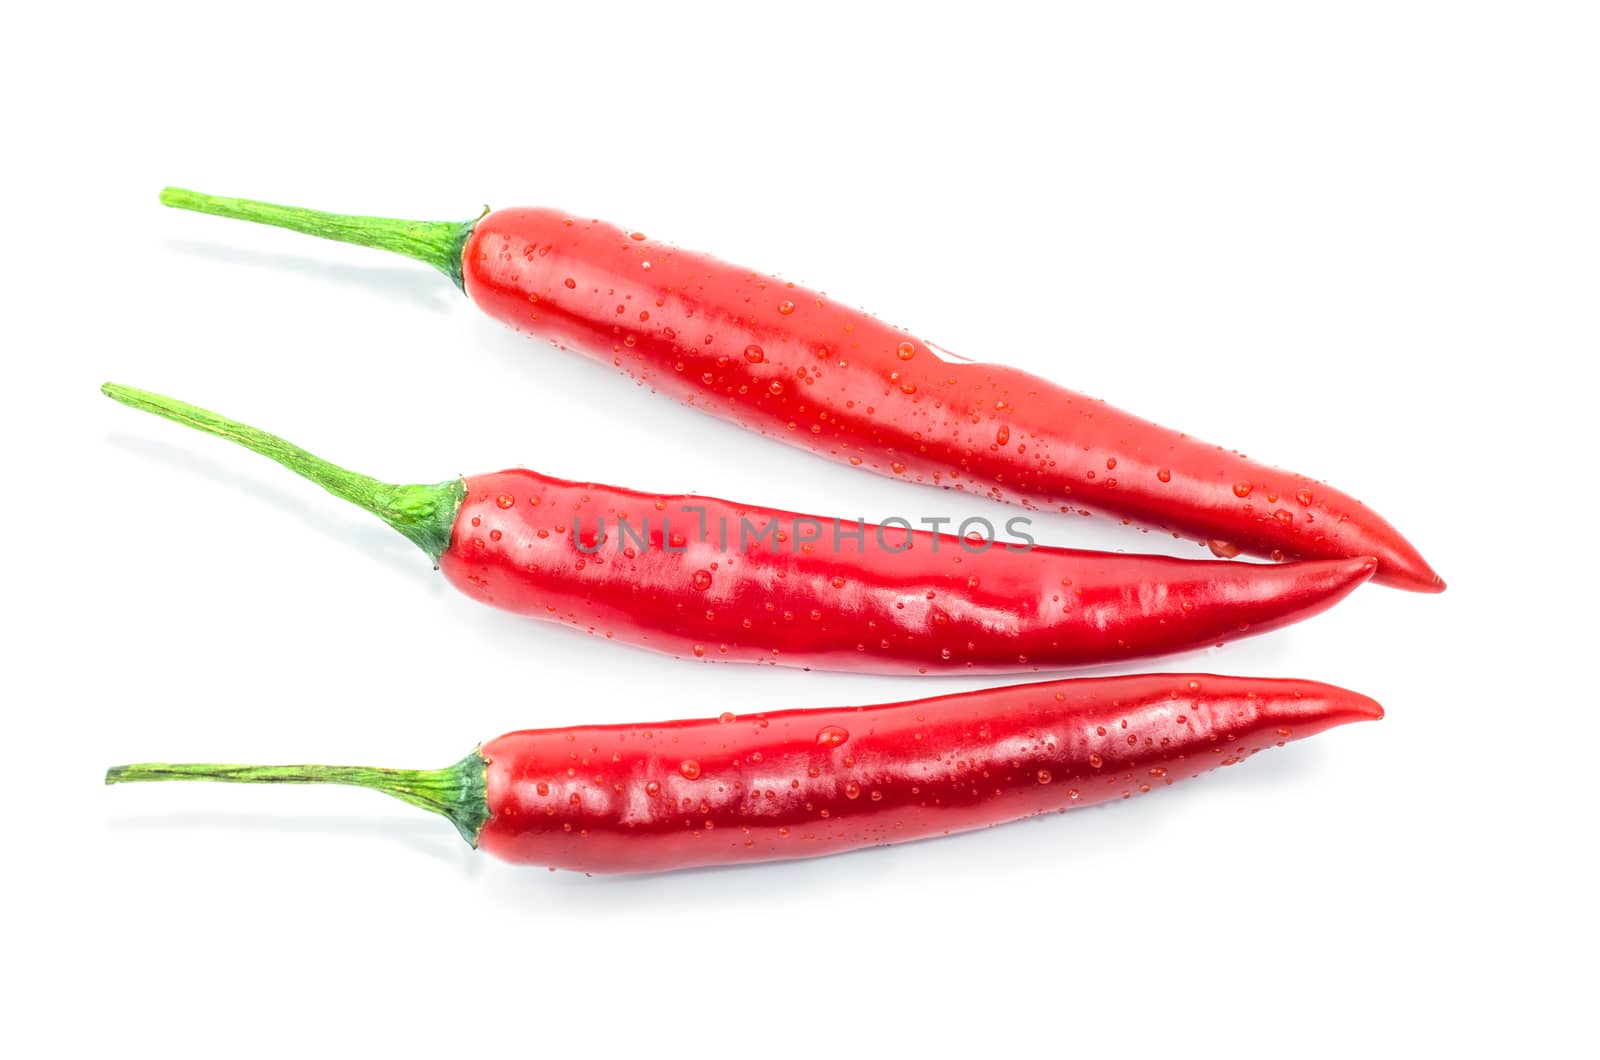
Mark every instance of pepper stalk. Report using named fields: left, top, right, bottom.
left=102, top=383, right=466, bottom=566
left=159, top=186, right=484, bottom=291
left=105, top=752, right=491, bottom=846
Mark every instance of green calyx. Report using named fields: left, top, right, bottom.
left=102, top=383, right=465, bottom=567
left=159, top=186, right=485, bottom=292
left=106, top=749, right=491, bottom=847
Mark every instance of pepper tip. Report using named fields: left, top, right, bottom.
left=1371, top=545, right=1447, bottom=593
left=1393, top=569, right=1447, bottom=594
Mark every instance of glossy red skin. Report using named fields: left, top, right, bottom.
left=462, top=209, right=1441, bottom=592
left=438, top=470, right=1374, bottom=675
left=477, top=673, right=1381, bottom=873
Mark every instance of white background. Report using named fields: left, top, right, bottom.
left=6, top=2, right=1595, bottom=1055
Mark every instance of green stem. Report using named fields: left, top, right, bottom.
left=159, top=186, right=485, bottom=292
left=106, top=751, right=490, bottom=847
left=103, top=383, right=465, bottom=566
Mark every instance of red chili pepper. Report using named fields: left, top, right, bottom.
left=105, top=673, right=1381, bottom=874
left=158, top=187, right=1444, bottom=592
left=105, top=384, right=1375, bottom=675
